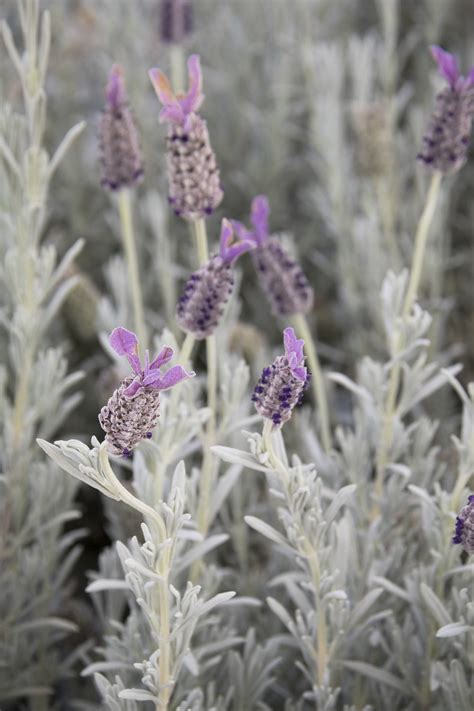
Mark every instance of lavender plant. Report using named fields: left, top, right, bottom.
left=0, top=0, right=84, bottom=705
left=1, top=0, right=473, bottom=709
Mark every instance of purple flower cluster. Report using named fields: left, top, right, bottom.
left=99, top=328, right=194, bottom=456
left=233, top=196, right=314, bottom=317
left=252, top=327, right=309, bottom=428
left=176, top=220, right=253, bottom=339
left=418, top=46, right=474, bottom=175
left=99, top=66, right=144, bottom=191
left=149, top=55, right=223, bottom=219
left=452, top=494, right=474, bottom=554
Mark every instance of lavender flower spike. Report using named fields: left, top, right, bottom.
left=417, top=46, right=474, bottom=175
left=148, top=55, right=223, bottom=220
left=99, top=327, right=194, bottom=456
left=252, top=327, right=310, bottom=428
left=234, top=196, right=314, bottom=317
left=99, top=65, right=144, bottom=191
left=452, top=494, right=474, bottom=554
left=176, top=219, right=254, bottom=339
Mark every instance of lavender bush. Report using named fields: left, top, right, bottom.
left=1, top=1, right=473, bottom=710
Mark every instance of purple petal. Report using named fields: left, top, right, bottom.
left=469, top=66, right=474, bottom=87
left=220, top=219, right=255, bottom=263
left=250, top=195, right=270, bottom=245
left=283, top=327, right=305, bottom=366
left=219, top=219, right=234, bottom=259
left=179, top=54, right=204, bottom=116
left=110, top=327, right=138, bottom=355
left=294, top=365, right=307, bottom=381
left=106, top=65, right=126, bottom=108
left=231, top=220, right=253, bottom=242
left=159, top=104, right=185, bottom=125
left=224, top=240, right=255, bottom=263
left=430, top=45, right=460, bottom=87
left=149, top=345, right=174, bottom=370
left=123, top=377, right=143, bottom=398
left=142, top=369, right=164, bottom=387
left=110, top=327, right=141, bottom=373
left=152, top=365, right=195, bottom=391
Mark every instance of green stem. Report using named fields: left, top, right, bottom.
left=262, top=421, right=327, bottom=687
left=190, top=218, right=219, bottom=578
left=169, top=43, right=186, bottom=94
left=100, top=446, right=173, bottom=708
left=372, top=171, right=442, bottom=518
left=402, top=171, right=442, bottom=319
left=193, top=217, right=209, bottom=263
left=99, top=445, right=167, bottom=543
left=292, top=313, right=331, bottom=453
left=153, top=332, right=195, bottom=504
left=156, top=573, right=171, bottom=710
left=118, top=188, right=147, bottom=352
left=197, top=332, right=217, bottom=536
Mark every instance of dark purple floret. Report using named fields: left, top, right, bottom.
left=452, top=494, right=474, bottom=553
left=99, top=66, right=144, bottom=191
left=417, top=46, right=474, bottom=175
left=253, top=328, right=308, bottom=428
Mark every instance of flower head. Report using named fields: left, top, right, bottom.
left=176, top=220, right=253, bottom=339
left=252, top=327, right=309, bottom=427
left=234, top=196, right=314, bottom=316
left=417, top=47, right=474, bottom=175
left=452, top=494, right=474, bottom=554
left=99, top=328, right=194, bottom=455
left=100, top=65, right=144, bottom=191
left=149, top=54, right=204, bottom=131
left=150, top=54, right=223, bottom=219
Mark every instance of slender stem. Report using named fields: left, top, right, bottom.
left=99, top=445, right=167, bottom=543
left=153, top=332, right=196, bottom=504
left=402, top=171, right=442, bottom=319
left=118, top=188, right=147, bottom=352
left=169, top=44, right=186, bottom=94
left=292, top=313, right=331, bottom=453
left=190, top=217, right=219, bottom=578
left=101, top=446, right=173, bottom=709
left=197, top=333, right=217, bottom=535
left=372, top=171, right=442, bottom=518
left=157, top=574, right=171, bottom=710
left=193, top=217, right=209, bottom=263
left=262, top=421, right=327, bottom=687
